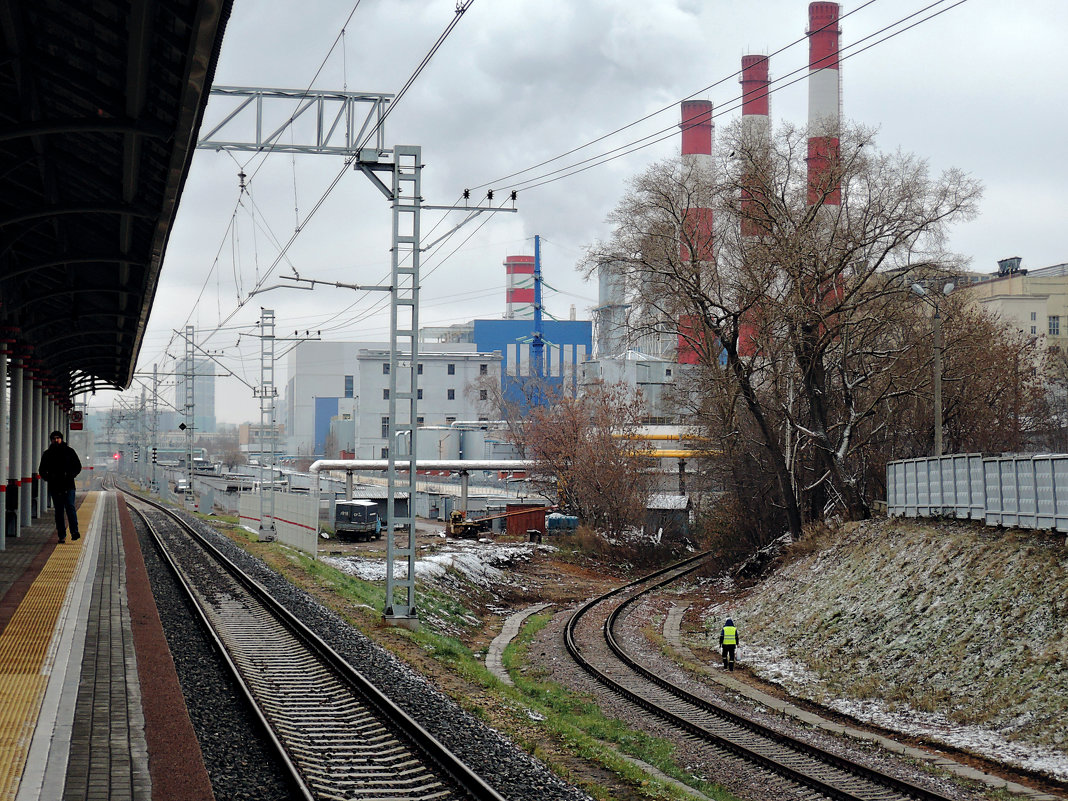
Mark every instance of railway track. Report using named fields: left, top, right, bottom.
left=120, top=485, right=506, bottom=801
left=565, top=554, right=959, bottom=801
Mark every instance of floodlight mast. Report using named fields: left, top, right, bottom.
left=196, top=87, right=515, bottom=626
left=910, top=281, right=955, bottom=457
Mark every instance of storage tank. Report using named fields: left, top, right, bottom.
left=458, top=429, right=489, bottom=460
left=416, top=428, right=459, bottom=460
left=546, top=512, right=579, bottom=531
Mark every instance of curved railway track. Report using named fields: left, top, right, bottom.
left=565, top=554, right=959, bottom=801
left=118, top=484, right=506, bottom=801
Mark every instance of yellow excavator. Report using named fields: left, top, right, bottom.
left=448, top=509, right=482, bottom=538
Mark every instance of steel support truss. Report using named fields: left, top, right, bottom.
left=196, top=87, right=514, bottom=625
left=198, top=86, right=393, bottom=156
left=257, top=309, right=277, bottom=540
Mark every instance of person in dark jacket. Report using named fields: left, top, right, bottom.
left=719, top=617, right=738, bottom=671
left=38, top=430, right=82, bottom=543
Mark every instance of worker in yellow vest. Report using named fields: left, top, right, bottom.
left=719, top=618, right=738, bottom=671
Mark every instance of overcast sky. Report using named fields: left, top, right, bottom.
left=91, top=0, right=1068, bottom=425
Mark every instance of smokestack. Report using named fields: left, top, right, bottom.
left=738, top=55, right=771, bottom=357
left=741, top=55, right=770, bottom=122
left=503, top=255, right=535, bottom=319
left=677, top=101, right=715, bottom=364
left=807, top=2, right=841, bottom=206
left=740, top=55, right=770, bottom=238
left=678, top=100, right=714, bottom=263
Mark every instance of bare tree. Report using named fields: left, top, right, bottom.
left=468, top=370, right=580, bottom=460
left=940, top=305, right=1051, bottom=454
left=524, top=382, right=651, bottom=536
left=586, top=121, right=982, bottom=537
left=215, top=431, right=246, bottom=470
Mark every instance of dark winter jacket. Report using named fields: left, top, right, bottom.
left=39, top=442, right=82, bottom=493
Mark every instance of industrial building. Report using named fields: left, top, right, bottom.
left=961, top=259, right=1068, bottom=347
left=282, top=340, right=503, bottom=459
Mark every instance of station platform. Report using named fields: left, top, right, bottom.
left=0, top=490, right=213, bottom=801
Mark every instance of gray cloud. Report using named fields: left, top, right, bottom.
left=92, top=0, right=1068, bottom=423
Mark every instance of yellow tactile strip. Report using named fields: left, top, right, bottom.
left=0, top=493, right=98, bottom=801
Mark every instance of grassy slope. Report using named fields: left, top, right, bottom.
left=711, top=518, right=1068, bottom=750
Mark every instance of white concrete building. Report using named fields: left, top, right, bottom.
left=961, top=261, right=1068, bottom=349
left=581, top=350, right=689, bottom=424
left=283, top=340, right=502, bottom=459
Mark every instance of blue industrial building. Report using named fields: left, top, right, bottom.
left=472, top=319, right=592, bottom=408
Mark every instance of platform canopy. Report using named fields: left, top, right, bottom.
left=0, top=0, right=233, bottom=403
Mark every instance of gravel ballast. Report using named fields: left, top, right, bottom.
left=144, top=506, right=592, bottom=801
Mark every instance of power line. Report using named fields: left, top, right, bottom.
left=485, top=0, right=968, bottom=196
left=467, top=0, right=881, bottom=194
left=237, top=1, right=366, bottom=183
left=191, top=1, right=476, bottom=353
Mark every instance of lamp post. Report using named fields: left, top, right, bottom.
left=911, top=282, right=955, bottom=457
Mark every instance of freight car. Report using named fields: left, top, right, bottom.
left=334, top=499, right=381, bottom=542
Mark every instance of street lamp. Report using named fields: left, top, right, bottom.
left=911, top=281, right=955, bottom=457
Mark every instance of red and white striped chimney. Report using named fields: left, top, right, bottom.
left=677, top=101, right=714, bottom=364
left=740, top=55, right=770, bottom=238
left=679, top=100, right=714, bottom=262
left=504, top=255, right=535, bottom=319
left=738, top=55, right=771, bottom=358
left=807, top=2, right=841, bottom=206
left=741, top=55, right=770, bottom=124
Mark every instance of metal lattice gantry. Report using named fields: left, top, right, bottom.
left=198, top=86, right=394, bottom=156
left=183, top=325, right=195, bottom=502
left=196, top=86, right=513, bottom=625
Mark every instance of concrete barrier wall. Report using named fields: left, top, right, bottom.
left=239, top=492, right=318, bottom=556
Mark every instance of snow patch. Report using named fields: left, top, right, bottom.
left=322, top=541, right=555, bottom=588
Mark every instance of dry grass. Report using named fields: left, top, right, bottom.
left=712, top=516, right=1068, bottom=755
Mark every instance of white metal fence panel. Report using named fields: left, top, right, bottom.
left=887, top=454, right=983, bottom=519
left=968, top=456, right=986, bottom=520
left=889, top=454, right=1068, bottom=534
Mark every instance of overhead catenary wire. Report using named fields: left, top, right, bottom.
left=297, top=0, right=972, bottom=343
left=482, top=0, right=970, bottom=196
left=467, top=0, right=881, bottom=194
left=235, top=0, right=366, bottom=184
left=146, top=2, right=474, bottom=372
left=119, top=0, right=972, bottom=417
left=189, top=1, right=476, bottom=354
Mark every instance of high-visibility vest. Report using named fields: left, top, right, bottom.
left=722, top=625, right=737, bottom=645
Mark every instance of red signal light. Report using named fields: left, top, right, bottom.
left=113, top=452, right=120, bottom=460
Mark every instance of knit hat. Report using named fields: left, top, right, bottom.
left=725, top=618, right=734, bottom=626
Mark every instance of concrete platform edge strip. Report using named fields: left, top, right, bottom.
left=13, top=493, right=104, bottom=801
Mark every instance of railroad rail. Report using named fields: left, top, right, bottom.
left=119, top=483, right=505, bottom=801
left=565, top=554, right=958, bottom=801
